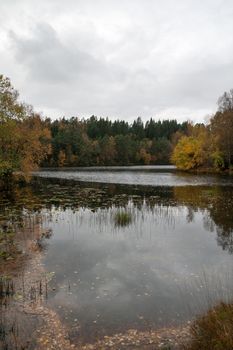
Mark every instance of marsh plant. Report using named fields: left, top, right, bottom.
left=182, top=270, right=233, bottom=350
left=114, top=210, right=133, bottom=227
left=187, top=302, right=233, bottom=350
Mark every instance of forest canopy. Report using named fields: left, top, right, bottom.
left=0, top=74, right=233, bottom=177
left=43, top=116, right=188, bottom=167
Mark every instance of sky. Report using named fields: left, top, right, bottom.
left=1, top=0, right=233, bottom=123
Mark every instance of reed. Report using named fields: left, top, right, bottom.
left=114, top=211, right=132, bottom=227
left=187, top=302, right=233, bottom=350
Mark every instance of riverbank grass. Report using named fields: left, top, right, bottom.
left=187, top=302, right=233, bottom=350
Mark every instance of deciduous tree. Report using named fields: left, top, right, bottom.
left=0, top=75, right=51, bottom=179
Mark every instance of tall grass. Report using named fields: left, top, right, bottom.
left=183, top=269, right=233, bottom=350
left=187, top=302, right=233, bottom=350
left=114, top=211, right=132, bottom=227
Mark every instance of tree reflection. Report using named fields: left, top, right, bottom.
left=173, top=186, right=233, bottom=254
left=1, top=179, right=233, bottom=255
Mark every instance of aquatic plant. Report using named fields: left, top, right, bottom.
left=114, top=211, right=132, bottom=227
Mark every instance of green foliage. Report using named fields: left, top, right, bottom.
left=43, top=117, right=187, bottom=167
left=151, top=137, right=172, bottom=164
left=2, top=74, right=233, bottom=171
left=114, top=211, right=132, bottom=227
left=211, top=151, right=225, bottom=169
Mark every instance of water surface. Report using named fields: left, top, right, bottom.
left=31, top=173, right=233, bottom=344
left=34, top=166, right=233, bottom=186
left=1, top=168, right=233, bottom=346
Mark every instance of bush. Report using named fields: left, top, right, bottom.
left=211, top=151, right=225, bottom=170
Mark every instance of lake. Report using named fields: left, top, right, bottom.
left=1, top=166, right=233, bottom=347
left=34, top=165, right=233, bottom=186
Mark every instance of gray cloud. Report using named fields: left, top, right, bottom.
left=1, top=0, right=233, bottom=122
left=9, top=23, right=108, bottom=84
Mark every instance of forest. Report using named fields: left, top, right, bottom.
left=0, top=73, right=233, bottom=181
left=44, top=116, right=188, bottom=167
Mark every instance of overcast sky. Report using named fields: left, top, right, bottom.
left=1, top=0, right=233, bottom=122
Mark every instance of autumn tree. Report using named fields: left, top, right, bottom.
left=209, top=90, right=233, bottom=168
left=171, top=135, right=207, bottom=170
left=0, top=75, right=51, bottom=179
left=44, top=115, right=188, bottom=167
left=136, top=139, right=152, bottom=164
left=217, top=89, right=233, bottom=112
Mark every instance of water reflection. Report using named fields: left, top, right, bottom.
left=173, top=186, right=233, bottom=253
left=0, top=186, right=53, bottom=350
left=0, top=178, right=233, bottom=345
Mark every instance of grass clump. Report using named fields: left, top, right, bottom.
left=0, top=227, right=18, bottom=261
left=187, top=302, right=233, bottom=350
left=114, top=211, right=132, bottom=227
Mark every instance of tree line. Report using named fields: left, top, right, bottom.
left=43, top=116, right=188, bottom=167
left=0, top=73, right=233, bottom=181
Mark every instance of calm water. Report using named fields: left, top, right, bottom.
left=1, top=167, right=233, bottom=345
left=34, top=166, right=233, bottom=186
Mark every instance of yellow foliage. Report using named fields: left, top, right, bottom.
left=171, top=136, right=206, bottom=170
left=0, top=75, right=51, bottom=179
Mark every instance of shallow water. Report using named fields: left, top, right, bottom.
left=1, top=168, right=233, bottom=346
